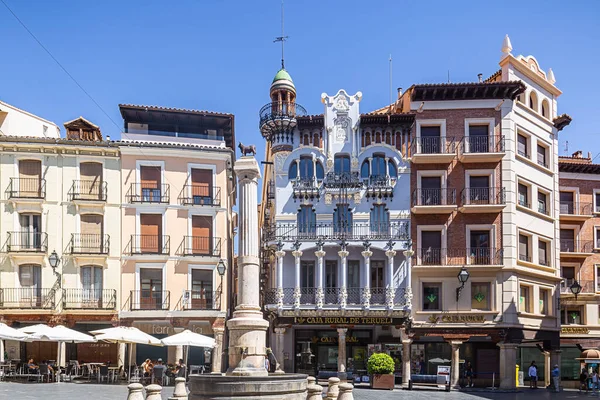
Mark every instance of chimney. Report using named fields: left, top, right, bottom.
left=572, top=150, right=582, bottom=158
left=477, top=73, right=483, bottom=83
left=397, top=87, right=403, bottom=99
left=588, top=152, right=592, bottom=159
left=106, top=135, right=111, bottom=141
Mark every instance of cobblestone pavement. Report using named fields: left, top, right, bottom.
left=0, top=381, right=597, bottom=399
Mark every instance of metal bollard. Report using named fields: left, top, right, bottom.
left=307, top=384, right=324, bottom=400
left=338, top=383, right=354, bottom=400
left=168, top=377, right=188, bottom=400
left=145, top=384, right=163, bottom=400
left=127, top=383, right=144, bottom=400
left=326, top=377, right=340, bottom=399
left=307, top=376, right=316, bottom=386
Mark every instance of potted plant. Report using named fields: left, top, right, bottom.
left=367, top=352, right=395, bottom=390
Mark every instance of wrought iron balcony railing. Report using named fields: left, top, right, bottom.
left=559, top=201, right=593, bottom=216
left=5, top=231, right=48, bottom=253
left=262, top=287, right=396, bottom=307
left=178, top=290, right=221, bottom=310
left=62, top=288, right=116, bottom=310
left=70, top=180, right=107, bottom=201
left=259, top=101, right=308, bottom=131
left=129, top=290, right=170, bottom=311
left=411, top=188, right=457, bottom=206
left=6, top=178, right=46, bottom=199
left=178, top=185, right=221, bottom=206
left=412, top=136, right=456, bottom=155
left=126, top=183, right=170, bottom=203
left=265, top=220, right=409, bottom=242
left=292, top=178, right=321, bottom=201
left=70, top=233, right=110, bottom=254
left=176, top=236, right=221, bottom=257
left=560, top=240, right=593, bottom=253
left=415, top=247, right=503, bottom=266
left=126, top=235, right=170, bottom=255
left=461, top=135, right=505, bottom=154
left=559, top=279, right=596, bottom=294
left=323, top=172, right=363, bottom=189
left=0, top=288, right=55, bottom=309
left=461, top=187, right=505, bottom=205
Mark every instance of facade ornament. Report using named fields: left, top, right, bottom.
left=362, top=240, right=372, bottom=252
left=276, top=287, right=284, bottom=310
left=339, top=286, right=348, bottom=310
left=276, top=240, right=284, bottom=252
left=385, top=239, right=396, bottom=251
left=274, top=152, right=289, bottom=175
left=405, top=287, right=413, bottom=310
left=353, top=192, right=361, bottom=204
left=293, top=287, right=302, bottom=310
left=339, top=239, right=348, bottom=252
left=326, top=157, right=334, bottom=171
left=315, top=287, right=324, bottom=310
left=324, top=193, right=332, bottom=205
left=386, top=287, right=396, bottom=311
left=316, top=238, right=325, bottom=251
left=351, top=156, right=359, bottom=169
left=292, top=240, right=301, bottom=252
left=362, top=287, right=371, bottom=310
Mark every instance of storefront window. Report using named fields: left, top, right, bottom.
left=423, top=283, right=441, bottom=310
left=561, top=347, right=582, bottom=381
left=518, top=347, right=545, bottom=382
left=471, top=282, right=490, bottom=310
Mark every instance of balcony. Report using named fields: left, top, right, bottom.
left=560, top=240, right=594, bottom=257
left=292, top=178, right=320, bottom=201
left=414, top=248, right=503, bottom=266
left=69, top=180, right=107, bottom=202
left=126, top=235, right=170, bottom=255
left=6, top=178, right=46, bottom=200
left=559, top=201, right=593, bottom=222
left=560, top=279, right=596, bottom=295
left=323, top=172, right=363, bottom=190
left=459, top=135, right=505, bottom=162
left=178, top=185, right=221, bottom=207
left=364, top=176, right=395, bottom=200
left=460, top=187, right=506, bottom=213
left=259, top=101, right=308, bottom=142
left=0, top=288, right=55, bottom=309
left=411, top=137, right=456, bottom=164
left=176, top=236, right=221, bottom=257
left=265, top=220, right=409, bottom=242
left=263, top=287, right=392, bottom=307
left=178, top=290, right=221, bottom=310
left=128, top=290, right=170, bottom=311
left=5, top=232, right=48, bottom=253
left=70, top=233, right=110, bottom=255
left=411, top=188, right=457, bottom=214
left=126, top=183, right=170, bottom=204
left=62, top=288, right=116, bottom=310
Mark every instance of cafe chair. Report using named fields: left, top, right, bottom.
left=152, top=366, right=165, bottom=386
left=38, top=364, right=51, bottom=383
left=98, top=365, right=110, bottom=383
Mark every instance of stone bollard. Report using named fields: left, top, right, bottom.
left=337, top=383, right=354, bottom=400
left=145, top=384, right=163, bottom=400
left=326, top=377, right=340, bottom=399
left=307, top=376, right=316, bottom=386
left=307, top=384, right=324, bottom=400
left=127, top=383, right=144, bottom=400
left=168, top=377, right=188, bottom=400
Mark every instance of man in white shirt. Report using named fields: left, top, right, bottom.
left=528, top=361, right=538, bottom=389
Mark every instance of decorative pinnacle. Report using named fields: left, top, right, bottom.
left=316, top=238, right=325, bottom=251
left=339, top=239, right=348, bottom=251
left=362, top=240, right=372, bottom=251
left=276, top=240, right=284, bottom=252
left=385, top=239, right=396, bottom=251
left=292, top=240, right=301, bottom=251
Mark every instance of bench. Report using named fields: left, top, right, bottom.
left=408, top=374, right=451, bottom=391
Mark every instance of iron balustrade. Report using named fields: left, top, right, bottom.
left=70, top=233, right=110, bottom=254
left=262, top=287, right=405, bottom=307
left=559, top=201, right=593, bottom=216
left=300, top=287, right=316, bottom=304
left=462, top=135, right=505, bottom=153
left=178, top=185, right=221, bottom=206
left=364, top=175, right=395, bottom=189
left=394, top=288, right=408, bottom=307
left=370, top=288, right=386, bottom=305
left=62, top=288, right=116, bottom=309
left=0, top=288, right=54, bottom=309
left=518, top=199, right=530, bottom=208
left=5, top=232, right=48, bottom=252
left=292, top=178, right=321, bottom=201
left=415, top=248, right=502, bottom=266
left=560, top=280, right=595, bottom=294
left=560, top=240, right=593, bottom=253
left=263, top=289, right=278, bottom=305
left=519, top=254, right=532, bottom=262
left=461, top=187, right=505, bottom=206
left=517, top=150, right=530, bottom=158
left=324, top=288, right=340, bottom=305
left=412, top=188, right=457, bottom=206
left=70, top=180, right=107, bottom=201
left=346, top=288, right=362, bottom=305
left=6, top=178, right=46, bottom=199
left=323, top=172, right=362, bottom=189
left=129, top=290, right=170, bottom=310
left=127, top=183, right=170, bottom=203
left=124, top=128, right=225, bottom=141
left=538, top=203, right=550, bottom=216
left=412, top=136, right=456, bottom=155
left=266, top=221, right=410, bottom=242
left=177, top=236, right=221, bottom=257
left=127, top=235, right=170, bottom=255
left=259, top=101, right=308, bottom=130
left=179, top=290, right=221, bottom=310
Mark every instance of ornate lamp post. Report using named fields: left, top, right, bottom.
left=456, top=267, right=470, bottom=301
left=570, top=280, right=582, bottom=300
left=49, top=250, right=61, bottom=287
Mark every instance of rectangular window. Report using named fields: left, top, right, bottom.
left=538, top=240, right=549, bottom=266
left=420, top=230, right=442, bottom=265
left=537, top=144, right=547, bottom=168
left=596, top=193, right=600, bottom=213
left=333, top=204, right=352, bottom=234
left=538, top=192, right=548, bottom=215
left=519, top=234, right=530, bottom=262
left=420, top=176, right=442, bottom=206
left=471, top=282, right=490, bottom=310
left=370, top=261, right=385, bottom=288
left=300, top=261, right=315, bottom=288
left=370, top=204, right=389, bottom=233
left=539, top=288, right=550, bottom=315
left=297, top=206, right=316, bottom=235
left=561, top=266, right=575, bottom=292
left=596, top=228, right=600, bottom=249
left=560, top=229, right=575, bottom=252
left=520, top=285, right=531, bottom=313
left=561, top=308, right=582, bottom=325
left=325, top=261, right=337, bottom=288
left=468, top=125, right=489, bottom=153
left=517, top=134, right=528, bottom=158
left=560, top=191, right=574, bottom=215
left=347, top=260, right=360, bottom=288
left=597, top=265, right=600, bottom=292
left=518, top=183, right=529, bottom=208
left=334, top=155, right=350, bottom=174
left=423, top=283, right=441, bottom=311
left=420, top=126, right=442, bottom=154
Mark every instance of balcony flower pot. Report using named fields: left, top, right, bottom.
left=367, top=353, right=395, bottom=390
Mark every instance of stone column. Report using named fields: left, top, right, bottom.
left=275, top=250, right=285, bottom=308
left=226, top=156, right=269, bottom=376
left=118, top=343, right=126, bottom=370
left=384, top=157, right=390, bottom=179
left=127, top=383, right=145, bottom=400
left=544, top=351, right=550, bottom=387
left=175, top=346, right=184, bottom=364
left=338, top=250, right=349, bottom=309
left=274, top=328, right=286, bottom=372
left=403, top=248, right=414, bottom=310
left=315, top=250, right=326, bottom=309
left=145, top=384, right=163, bottom=400
left=0, top=339, right=4, bottom=363
left=211, top=326, right=225, bottom=374
left=498, top=343, right=518, bottom=389
left=385, top=250, right=396, bottom=309
left=402, top=339, right=412, bottom=387
left=450, top=341, right=462, bottom=388
left=293, top=250, right=303, bottom=309
left=327, top=376, right=340, bottom=398
left=337, top=329, right=348, bottom=381
left=361, top=250, right=372, bottom=309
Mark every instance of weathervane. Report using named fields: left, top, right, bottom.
left=273, top=0, right=288, bottom=69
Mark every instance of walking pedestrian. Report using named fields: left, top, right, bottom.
left=464, top=361, right=474, bottom=388
left=552, top=364, right=560, bottom=393
left=528, top=361, right=538, bottom=389
left=592, top=369, right=598, bottom=394
left=580, top=368, right=589, bottom=393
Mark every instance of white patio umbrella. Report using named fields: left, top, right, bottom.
left=161, top=329, right=215, bottom=375
left=90, top=326, right=162, bottom=382
left=0, top=322, right=30, bottom=363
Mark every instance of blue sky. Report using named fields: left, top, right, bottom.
left=1, top=0, right=599, bottom=161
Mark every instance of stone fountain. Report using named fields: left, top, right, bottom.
left=189, top=155, right=307, bottom=399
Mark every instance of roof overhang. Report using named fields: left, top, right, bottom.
left=410, top=81, right=525, bottom=102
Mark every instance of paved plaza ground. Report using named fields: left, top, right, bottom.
left=0, top=382, right=598, bottom=400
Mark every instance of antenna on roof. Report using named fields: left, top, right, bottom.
left=447, top=70, right=450, bottom=83
left=389, top=54, right=393, bottom=110
left=273, top=0, right=288, bottom=69
left=564, top=140, right=569, bottom=153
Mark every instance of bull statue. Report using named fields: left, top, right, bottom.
left=238, top=142, right=256, bottom=157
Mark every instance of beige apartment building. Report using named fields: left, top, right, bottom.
left=117, top=104, right=235, bottom=371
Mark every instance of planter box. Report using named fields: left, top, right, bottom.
left=371, top=374, right=395, bottom=390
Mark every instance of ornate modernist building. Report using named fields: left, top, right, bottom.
left=259, top=69, right=414, bottom=380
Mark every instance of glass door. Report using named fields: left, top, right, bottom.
left=140, top=269, right=162, bottom=309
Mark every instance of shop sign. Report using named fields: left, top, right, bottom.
left=311, top=336, right=360, bottom=344
left=561, top=327, right=589, bottom=334
left=428, top=314, right=485, bottom=323
left=291, top=316, right=401, bottom=325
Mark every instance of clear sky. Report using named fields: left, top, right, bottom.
left=1, top=0, right=599, bottom=162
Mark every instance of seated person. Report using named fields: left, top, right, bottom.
left=175, top=359, right=186, bottom=378
left=27, top=358, right=38, bottom=373
left=153, top=358, right=167, bottom=383
left=141, top=358, right=153, bottom=378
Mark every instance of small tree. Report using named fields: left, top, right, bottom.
left=367, top=352, right=395, bottom=375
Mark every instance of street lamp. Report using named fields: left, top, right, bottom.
left=570, top=280, right=582, bottom=300
left=49, top=250, right=60, bottom=269
left=217, top=259, right=227, bottom=278
left=456, top=267, right=470, bottom=301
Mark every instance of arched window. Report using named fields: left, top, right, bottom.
left=388, top=160, right=397, bottom=178
left=299, top=156, right=314, bottom=179
left=361, top=160, right=370, bottom=178
left=375, top=132, right=382, bottom=143
left=541, top=99, right=550, bottom=118
left=529, top=91, right=538, bottom=112
left=315, top=161, right=324, bottom=181
left=517, top=93, right=525, bottom=103
left=395, top=132, right=402, bottom=151
left=313, top=133, right=320, bottom=147
left=288, top=162, right=297, bottom=180
left=303, top=134, right=310, bottom=146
